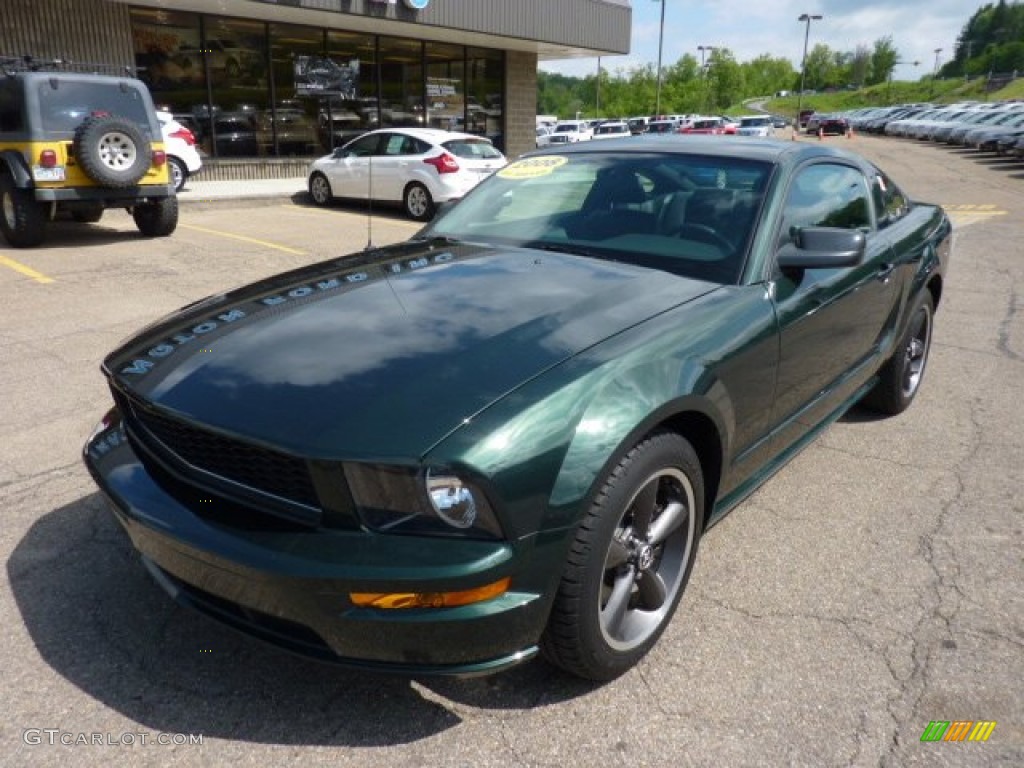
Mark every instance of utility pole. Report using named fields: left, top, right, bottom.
left=794, top=13, right=823, bottom=130
left=654, top=0, right=666, bottom=116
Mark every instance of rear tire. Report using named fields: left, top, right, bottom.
left=133, top=196, right=178, bottom=237
left=403, top=182, right=435, bottom=221
left=862, top=291, right=934, bottom=415
left=0, top=175, right=46, bottom=248
left=541, top=432, right=704, bottom=680
left=168, top=157, right=187, bottom=193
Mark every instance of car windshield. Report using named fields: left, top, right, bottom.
left=423, top=151, right=771, bottom=285
left=36, top=80, right=152, bottom=135
left=741, top=117, right=769, bottom=127
left=443, top=138, right=502, bottom=159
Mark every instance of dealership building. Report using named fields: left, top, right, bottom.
left=1, top=0, right=630, bottom=169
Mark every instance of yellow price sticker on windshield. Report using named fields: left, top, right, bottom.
left=497, top=155, right=568, bottom=180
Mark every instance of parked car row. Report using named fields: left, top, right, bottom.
left=843, top=99, right=1024, bottom=159
left=538, top=115, right=779, bottom=146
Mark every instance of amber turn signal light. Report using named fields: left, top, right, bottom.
left=350, top=577, right=511, bottom=609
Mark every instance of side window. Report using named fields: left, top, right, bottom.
left=779, top=163, right=871, bottom=245
left=383, top=134, right=406, bottom=156
left=346, top=134, right=382, bottom=157
left=872, top=169, right=910, bottom=229
left=0, top=80, right=23, bottom=132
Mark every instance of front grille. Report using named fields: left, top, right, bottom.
left=114, top=388, right=320, bottom=510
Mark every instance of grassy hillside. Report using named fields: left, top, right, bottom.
left=759, top=77, right=1023, bottom=119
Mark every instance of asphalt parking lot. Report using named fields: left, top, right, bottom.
left=1, top=136, right=1021, bottom=768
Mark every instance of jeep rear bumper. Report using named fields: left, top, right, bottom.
left=33, top=183, right=175, bottom=203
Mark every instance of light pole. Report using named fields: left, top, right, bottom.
left=654, top=0, right=666, bottom=116
left=596, top=56, right=601, bottom=117
left=931, top=47, right=942, bottom=96
left=698, top=46, right=716, bottom=113
left=794, top=13, right=822, bottom=130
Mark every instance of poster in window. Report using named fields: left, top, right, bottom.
left=294, top=56, right=359, bottom=98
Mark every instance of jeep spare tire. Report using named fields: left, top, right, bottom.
left=74, top=115, right=151, bottom=187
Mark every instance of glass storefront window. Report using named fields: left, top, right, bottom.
left=467, top=47, right=504, bottom=151
left=425, top=42, right=465, bottom=133
left=321, top=30, right=378, bottom=151
left=378, top=37, right=424, bottom=131
left=267, top=24, right=324, bottom=157
left=129, top=10, right=506, bottom=160
left=130, top=8, right=202, bottom=115
left=204, top=16, right=268, bottom=157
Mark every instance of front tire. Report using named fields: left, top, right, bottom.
left=133, top=197, right=178, bottom=237
left=542, top=432, right=704, bottom=681
left=403, top=182, right=435, bottom=221
left=308, top=172, right=333, bottom=206
left=862, top=291, right=934, bottom=415
left=0, top=175, right=46, bottom=247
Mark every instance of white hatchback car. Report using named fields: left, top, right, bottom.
left=307, top=128, right=506, bottom=220
left=156, top=111, right=203, bottom=192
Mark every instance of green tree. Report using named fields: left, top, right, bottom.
left=849, top=45, right=871, bottom=86
left=741, top=54, right=797, bottom=97
left=705, top=48, right=744, bottom=111
left=868, top=36, right=899, bottom=86
left=802, top=43, right=835, bottom=90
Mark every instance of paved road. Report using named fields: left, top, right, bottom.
left=0, top=136, right=1021, bottom=768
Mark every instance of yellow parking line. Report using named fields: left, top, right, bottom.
left=179, top=223, right=307, bottom=256
left=0, top=253, right=54, bottom=284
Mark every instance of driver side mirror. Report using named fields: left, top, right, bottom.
left=777, top=226, right=866, bottom=270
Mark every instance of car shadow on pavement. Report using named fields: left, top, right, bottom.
left=8, top=492, right=595, bottom=746
left=30, top=221, right=162, bottom=249
left=289, top=191, right=420, bottom=224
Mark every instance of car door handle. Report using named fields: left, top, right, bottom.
left=876, top=263, right=895, bottom=283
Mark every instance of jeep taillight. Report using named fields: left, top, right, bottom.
left=170, top=127, right=196, bottom=146
left=424, top=152, right=459, bottom=174
left=152, top=150, right=167, bottom=166
left=39, top=149, right=58, bottom=168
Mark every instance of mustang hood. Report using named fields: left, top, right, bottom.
left=106, top=242, right=715, bottom=458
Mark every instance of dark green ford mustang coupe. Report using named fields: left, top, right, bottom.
left=85, top=137, right=951, bottom=680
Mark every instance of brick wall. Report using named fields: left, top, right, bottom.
left=505, top=50, right=538, bottom=160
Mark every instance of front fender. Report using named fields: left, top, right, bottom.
left=0, top=150, right=33, bottom=188
left=546, top=358, right=730, bottom=522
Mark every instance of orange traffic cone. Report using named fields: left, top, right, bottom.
left=818, top=127, right=824, bottom=140
left=847, top=126, right=854, bottom=139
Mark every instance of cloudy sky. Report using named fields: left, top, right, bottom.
left=541, top=0, right=972, bottom=82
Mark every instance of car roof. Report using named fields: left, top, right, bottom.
left=532, top=135, right=867, bottom=167
left=360, top=127, right=489, bottom=143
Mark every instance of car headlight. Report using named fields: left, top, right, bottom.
left=343, top=463, right=504, bottom=540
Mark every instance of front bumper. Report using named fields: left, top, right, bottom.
left=83, top=415, right=553, bottom=676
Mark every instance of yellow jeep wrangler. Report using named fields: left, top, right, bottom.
left=0, top=63, right=177, bottom=247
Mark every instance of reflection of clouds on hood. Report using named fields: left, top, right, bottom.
left=166, top=252, right=680, bottom=391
